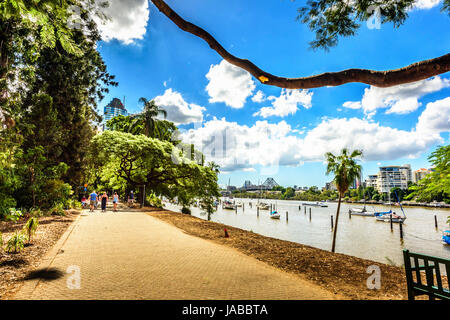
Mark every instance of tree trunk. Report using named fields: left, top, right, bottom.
left=331, top=192, right=342, bottom=253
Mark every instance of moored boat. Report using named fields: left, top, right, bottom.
left=375, top=212, right=406, bottom=223
left=257, top=202, right=270, bottom=210
left=222, top=200, right=236, bottom=210
left=302, top=201, right=328, bottom=207
left=270, top=211, right=280, bottom=219
left=349, top=207, right=375, bottom=216
left=443, top=230, right=450, bottom=245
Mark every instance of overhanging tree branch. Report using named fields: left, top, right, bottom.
left=151, top=0, right=450, bottom=88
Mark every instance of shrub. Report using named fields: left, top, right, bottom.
left=23, top=217, right=39, bottom=244
left=0, top=232, right=3, bottom=247
left=29, top=207, right=44, bottom=218
left=181, top=207, right=191, bottom=215
left=0, top=196, right=17, bottom=220
left=41, top=179, right=73, bottom=209
left=48, top=203, right=66, bottom=216
left=147, top=194, right=162, bottom=208
left=67, top=199, right=82, bottom=210
left=6, top=232, right=27, bottom=253
left=5, top=208, right=23, bottom=222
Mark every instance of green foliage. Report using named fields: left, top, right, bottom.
left=29, top=207, right=44, bottom=218
left=5, top=208, right=23, bottom=222
left=48, top=203, right=65, bottom=216
left=0, top=232, right=3, bottom=247
left=91, top=131, right=220, bottom=204
left=68, top=199, right=82, bottom=210
left=23, top=217, right=39, bottom=243
left=131, top=98, right=168, bottom=138
left=147, top=193, right=163, bottom=208
left=282, top=187, right=295, bottom=199
left=406, top=145, right=449, bottom=203
left=6, top=231, right=27, bottom=253
left=325, top=148, right=363, bottom=196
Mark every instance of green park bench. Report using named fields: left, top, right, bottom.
left=403, top=249, right=450, bottom=300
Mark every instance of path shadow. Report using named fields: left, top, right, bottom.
left=24, top=268, right=64, bottom=281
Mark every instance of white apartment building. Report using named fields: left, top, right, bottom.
left=376, top=164, right=412, bottom=193
left=365, top=175, right=378, bottom=189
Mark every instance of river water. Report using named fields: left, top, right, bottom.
left=163, top=198, right=450, bottom=268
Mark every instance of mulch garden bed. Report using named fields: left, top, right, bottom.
left=0, top=210, right=79, bottom=300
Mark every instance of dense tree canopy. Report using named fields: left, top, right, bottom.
left=406, top=145, right=450, bottom=203
left=90, top=131, right=220, bottom=209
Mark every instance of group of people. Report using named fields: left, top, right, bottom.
left=81, top=191, right=120, bottom=212
left=80, top=190, right=136, bottom=212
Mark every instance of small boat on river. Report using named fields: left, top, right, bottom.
left=443, top=230, right=450, bottom=245
left=257, top=202, right=270, bottom=210
left=302, top=201, right=328, bottom=207
left=222, top=200, right=236, bottom=210
left=270, top=211, right=280, bottom=219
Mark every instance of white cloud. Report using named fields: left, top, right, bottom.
left=154, top=89, right=205, bottom=125
left=205, top=60, right=256, bottom=109
left=94, top=0, right=150, bottom=44
left=416, top=97, right=450, bottom=134
left=181, top=98, right=449, bottom=172
left=342, top=101, right=362, bottom=110
left=343, top=77, right=450, bottom=116
left=413, top=0, right=442, bottom=10
left=253, top=89, right=313, bottom=118
left=252, top=90, right=266, bottom=103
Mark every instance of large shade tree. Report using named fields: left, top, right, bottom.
left=149, top=0, right=449, bottom=89
left=325, top=148, right=363, bottom=253
left=90, top=131, right=220, bottom=209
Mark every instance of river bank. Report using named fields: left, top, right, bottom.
left=143, top=207, right=421, bottom=300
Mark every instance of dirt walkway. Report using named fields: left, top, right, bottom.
left=13, top=208, right=341, bottom=300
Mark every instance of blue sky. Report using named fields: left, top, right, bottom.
left=94, top=0, right=450, bottom=188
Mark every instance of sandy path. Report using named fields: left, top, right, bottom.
left=13, top=209, right=340, bottom=300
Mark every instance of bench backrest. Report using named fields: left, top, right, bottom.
left=403, top=249, right=450, bottom=300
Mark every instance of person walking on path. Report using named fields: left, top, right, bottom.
left=101, top=192, right=108, bottom=212
left=113, top=192, right=119, bottom=212
left=128, top=190, right=134, bottom=208
left=89, top=191, right=98, bottom=212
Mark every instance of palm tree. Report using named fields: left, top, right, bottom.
left=131, top=98, right=167, bottom=137
left=325, top=148, right=363, bottom=253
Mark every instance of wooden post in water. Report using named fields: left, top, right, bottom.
left=304, top=206, right=306, bottom=215
left=390, top=214, right=393, bottom=231
left=331, top=215, right=334, bottom=230
left=286, top=211, right=288, bottom=222
left=299, top=205, right=301, bottom=210
left=348, top=209, right=351, bottom=219
left=309, top=208, right=311, bottom=221
left=434, top=215, right=438, bottom=229
left=257, top=207, right=259, bottom=217
left=399, top=222, right=403, bottom=239
left=270, top=204, right=272, bottom=212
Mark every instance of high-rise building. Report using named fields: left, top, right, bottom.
left=104, top=98, right=128, bottom=128
left=376, top=164, right=412, bottom=193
